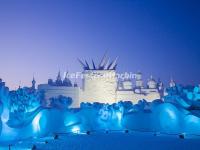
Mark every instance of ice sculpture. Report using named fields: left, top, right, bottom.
left=49, top=95, right=72, bottom=109
left=1, top=80, right=200, bottom=145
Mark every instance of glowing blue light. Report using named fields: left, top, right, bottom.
left=1, top=108, right=9, bottom=123
left=187, top=115, right=200, bottom=124
left=116, top=111, right=122, bottom=122
left=166, top=108, right=176, bottom=119
left=32, top=113, right=42, bottom=133
left=187, top=92, right=193, bottom=100
left=194, top=86, right=200, bottom=93
left=71, top=126, right=80, bottom=134
left=195, top=94, right=200, bottom=100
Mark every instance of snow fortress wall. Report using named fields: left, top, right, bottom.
left=38, top=84, right=80, bottom=108
left=38, top=69, right=161, bottom=108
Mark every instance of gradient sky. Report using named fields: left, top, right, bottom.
left=0, top=0, right=200, bottom=89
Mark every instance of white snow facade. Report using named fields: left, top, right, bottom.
left=38, top=56, right=164, bottom=108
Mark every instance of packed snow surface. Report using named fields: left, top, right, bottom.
left=2, top=131, right=200, bottom=150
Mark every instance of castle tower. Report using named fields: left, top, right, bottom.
left=169, top=78, right=176, bottom=87
left=147, top=75, right=157, bottom=89
left=122, top=79, right=133, bottom=90
left=135, top=72, right=143, bottom=88
left=82, top=70, right=117, bottom=104
left=79, top=55, right=118, bottom=104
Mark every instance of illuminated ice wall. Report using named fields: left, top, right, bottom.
left=1, top=79, right=200, bottom=145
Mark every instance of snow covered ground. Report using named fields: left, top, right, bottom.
left=1, top=130, right=200, bottom=150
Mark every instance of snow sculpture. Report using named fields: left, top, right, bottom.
left=1, top=79, right=200, bottom=144
left=7, top=87, right=44, bottom=127
left=9, top=87, right=43, bottom=113
left=49, top=95, right=72, bottom=109
left=165, top=85, right=200, bottom=109
left=99, top=104, right=112, bottom=121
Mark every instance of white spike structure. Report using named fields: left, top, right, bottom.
left=99, top=53, right=107, bottom=69
left=92, top=59, right=96, bottom=70
left=77, top=58, right=87, bottom=69
left=104, top=58, right=110, bottom=70
left=108, top=57, right=118, bottom=70
left=78, top=54, right=118, bottom=70
left=85, top=60, right=90, bottom=70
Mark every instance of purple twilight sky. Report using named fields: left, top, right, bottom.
left=0, top=0, right=200, bottom=89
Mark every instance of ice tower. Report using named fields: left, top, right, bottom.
left=79, top=55, right=118, bottom=104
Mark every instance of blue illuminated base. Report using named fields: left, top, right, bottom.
left=0, top=85, right=200, bottom=148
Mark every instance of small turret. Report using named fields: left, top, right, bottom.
left=147, top=75, right=157, bottom=89
left=48, top=79, right=53, bottom=85
left=135, top=72, right=143, bottom=88
left=63, top=72, right=72, bottom=87
left=122, top=79, right=133, bottom=90
left=55, top=71, right=62, bottom=86
left=32, top=77, right=36, bottom=90
left=18, top=81, right=21, bottom=89
left=169, top=78, right=176, bottom=88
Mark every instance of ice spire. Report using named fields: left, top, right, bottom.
left=108, top=57, right=118, bottom=70
left=63, top=71, right=72, bottom=87
left=104, top=58, right=110, bottom=70
left=55, top=71, right=62, bottom=86
left=169, top=77, right=176, bottom=87
left=99, top=52, right=108, bottom=70
left=77, top=58, right=87, bottom=70
left=85, top=60, right=90, bottom=70
left=78, top=53, right=118, bottom=70
left=32, top=76, right=36, bottom=90
left=57, top=71, right=62, bottom=80
left=92, top=59, right=96, bottom=70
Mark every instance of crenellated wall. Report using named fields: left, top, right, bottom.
left=38, top=70, right=162, bottom=107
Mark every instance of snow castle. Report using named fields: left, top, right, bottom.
left=38, top=55, right=163, bottom=108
